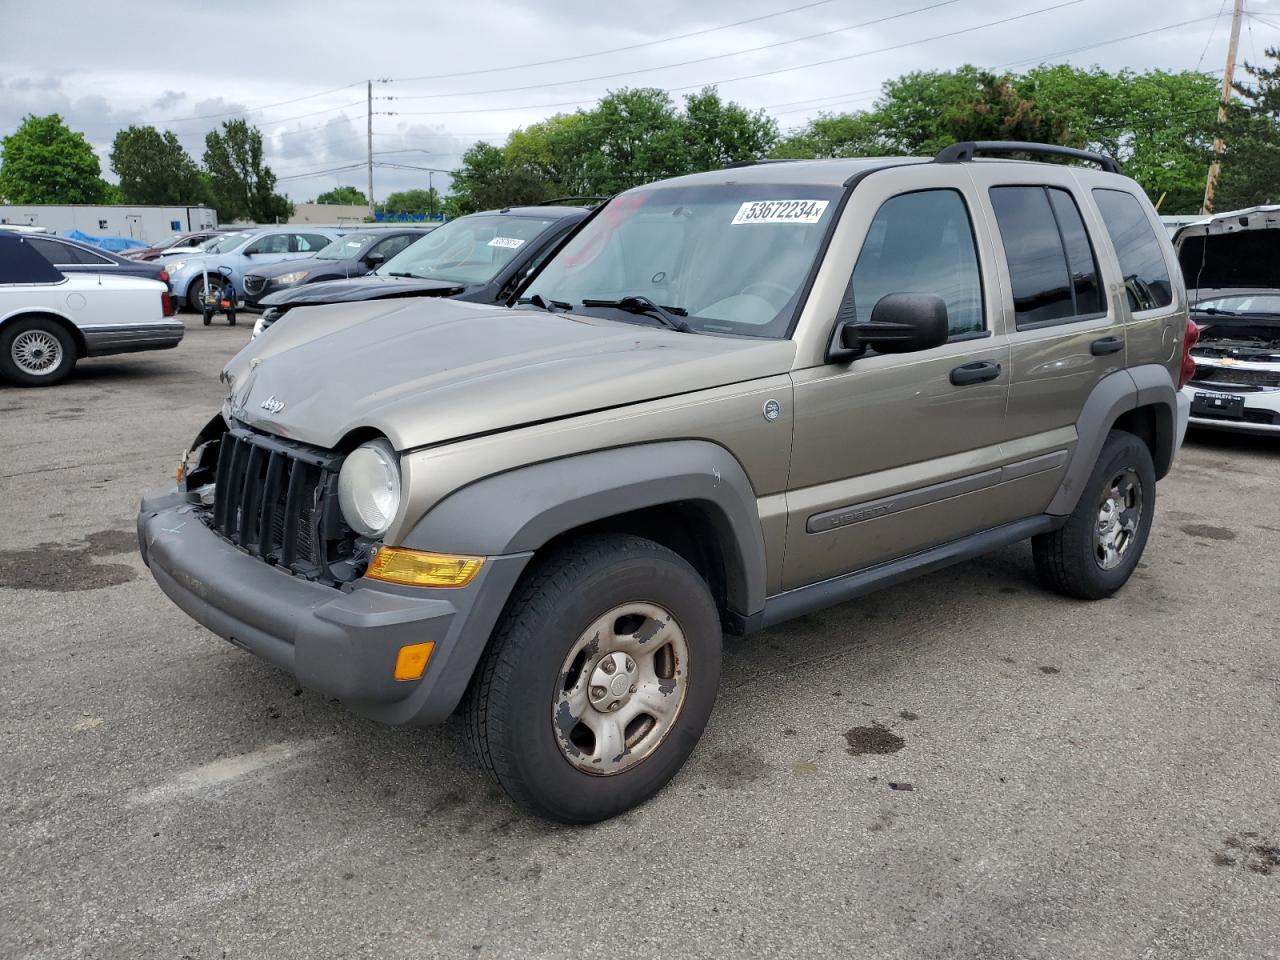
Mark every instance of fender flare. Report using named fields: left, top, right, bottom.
left=1047, top=364, right=1177, bottom=516
left=402, top=440, right=769, bottom=619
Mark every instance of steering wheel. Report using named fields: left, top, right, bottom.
left=741, top=280, right=793, bottom=309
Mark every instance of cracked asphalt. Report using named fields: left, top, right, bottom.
left=2, top=314, right=1278, bottom=959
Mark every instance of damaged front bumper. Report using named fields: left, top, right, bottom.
left=137, top=489, right=530, bottom=725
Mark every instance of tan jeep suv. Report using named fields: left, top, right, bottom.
left=139, top=141, right=1196, bottom=822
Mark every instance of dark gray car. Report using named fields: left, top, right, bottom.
left=241, top=228, right=433, bottom=308
left=252, top=206, right=589, bottom=336
left=14, top=233, right=170, bottom=288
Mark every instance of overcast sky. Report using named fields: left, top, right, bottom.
left=2, top=0, right=1278, bottom=202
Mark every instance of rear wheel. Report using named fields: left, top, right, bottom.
left=0, top=318, right=77, bottom=387
left=1033, top=429, right=1156, bottom=599
left=465, top=534, right=722, bottom=823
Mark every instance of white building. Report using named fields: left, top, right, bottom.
left=0, top=204, right=218, bottom=243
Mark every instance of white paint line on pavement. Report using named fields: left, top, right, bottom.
left=130, top=738, right=328, bottom=805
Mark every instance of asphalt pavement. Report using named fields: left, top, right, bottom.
left=2, top=314, right=1278, bottom=959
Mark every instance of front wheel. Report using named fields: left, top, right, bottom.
left=187, top=276, right=223, bottom=312
left=465, top=534, right=722, bottom=823
left=1033, top=429, right=1156, bottom=599
left=0, top=318, right=77, bottom=386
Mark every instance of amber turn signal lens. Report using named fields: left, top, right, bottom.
left=394, top=642, right=435, bottom=681
left=366, top=547, right=484, bottom=588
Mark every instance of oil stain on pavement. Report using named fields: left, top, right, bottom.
left=1180, top=524, right=1238, bottom=541
left=1213, top=833, right=1280, bottom=875
left=844, top=723, right=905, bottom=756
left=0, top=528, right=137, bottom=591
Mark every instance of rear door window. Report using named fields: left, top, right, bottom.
left=990, top=186, right=1104, bottom=328
left=293, top=233, right=331, bottom=253
left=1091, top=188, right=1173, bottom=311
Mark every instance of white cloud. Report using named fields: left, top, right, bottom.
left=2, top=0, right=1278, bottom=200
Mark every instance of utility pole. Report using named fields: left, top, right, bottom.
left=367, top=80, right=375, bottom=219
left=1202, top=0, right=1245, bottom=214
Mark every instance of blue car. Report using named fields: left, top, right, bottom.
left=163, top=226, right=344, bottom=311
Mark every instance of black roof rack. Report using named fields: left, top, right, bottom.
left=934, top=141, right=1122, bottom=175
left=536, top=196, right=609, bottom=207
left=721, top=158, right=795, bottom=170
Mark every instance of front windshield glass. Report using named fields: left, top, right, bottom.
left=376, top=214, right=555, bottom=283
left=1195, top=293, right=1280, bottom=315
left=316, top=234, right=378, bottom=260
left=524, top=185, right=842, bottom=338
left=206, top=232, right=253, bottom=254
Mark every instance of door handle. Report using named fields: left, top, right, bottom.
left=950, top=360, right=1002, bottom=386
left=1090, top=336, right=1125, bottom=356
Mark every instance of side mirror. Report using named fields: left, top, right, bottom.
left=364, top=252, right=385, bottom=267
left=831, top=293, right=950, bottom=361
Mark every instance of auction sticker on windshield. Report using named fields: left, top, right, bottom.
left=488, top=237, right=525, bottom=249
left=731, top=200, right=829, bottom=225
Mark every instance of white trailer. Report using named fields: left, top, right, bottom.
left=0, top=205, right=218, bottom=244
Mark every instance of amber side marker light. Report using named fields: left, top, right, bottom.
left=394, top=642, right=435, bottom=681
left=366, top=547, right=484, bottom=588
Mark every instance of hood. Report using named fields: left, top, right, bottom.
left=222, top=297, right=795, bottom=450
left=1176, top=206, right=1280, bottom=300
left=258, top=274, right=467, bottom=308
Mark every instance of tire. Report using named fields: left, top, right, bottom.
left=1033, top=429, right=1156, bottom=600
left=0, top=317, right=77, bottom=387
left=465, top=534, right=723, bottom=823
left=202, top=310, right=212, bottom=326
left=187, top=275, right=223, bottom=312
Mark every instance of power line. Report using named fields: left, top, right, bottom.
left=383, top=0, right=1085, bottom=118
left=383, top=0, right=842, bottom=83
left=993, top=13, right=1224, bottom=69
left=1197, top=0, right=1231, bottom=72
left=384, top=0, right=965, bottom=101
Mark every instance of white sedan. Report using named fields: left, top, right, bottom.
left=0, top=232, right=183, bottom=386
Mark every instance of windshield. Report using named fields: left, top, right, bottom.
left=1195, top=293, right=1280, bottom=316
left=524, top=185, right=842, bottom=338
left=376, top=214, right=555, bottom=283
left=316, top=234, right=378, bottom=260
left=206, top=232, right=253, bottom=254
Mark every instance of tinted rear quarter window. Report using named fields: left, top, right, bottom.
left=990, top=185, right=1104, bottom=328
left=1092, top=188, right=1172, bottom=311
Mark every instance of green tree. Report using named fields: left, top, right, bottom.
left=448, top=141, right=554, bottom=214
left=0, top=113, right=110, bottom=203
left=380, top=188, right=441, bottom=216
left=770, top=65, right=1220, bottom=213
left=315, top=185, right=367, bottom=205
left=678, top=87, right=779, bottom=171
left=1215, top=47, right=1280, bottom=211
left=110, top=125, right=205, bottom=204
left=203, top=119, right=292, bottom=222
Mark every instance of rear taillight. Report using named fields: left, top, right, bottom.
left=161, top=291, right=175, bottom=317
left=160, top=269, right=170, bottom=285
left=1178, top=318, right=1200, bottom=389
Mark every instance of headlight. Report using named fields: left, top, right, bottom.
left=274, top=271, right=309, bottom=284
left=167, top=260, right=187, bottom=273
left=337, top=439, right=401, bottom=537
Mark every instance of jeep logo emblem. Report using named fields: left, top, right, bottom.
left=260, top=395, right=285, bottom=414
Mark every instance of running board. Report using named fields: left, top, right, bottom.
left=760, top=515, right=1062, bottom=629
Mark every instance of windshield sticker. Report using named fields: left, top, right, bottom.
left=731, top=199, right=829, bottom=225
left=488, top=236, right=526, bottom=249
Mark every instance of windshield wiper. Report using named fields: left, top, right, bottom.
left=1196, top=307, right=1240, bottom=316
left=517, top=293, right=572, bottom=312
left=581, top=295, right=692, bottom=332
left=386, top=271, right=425, bottom=279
